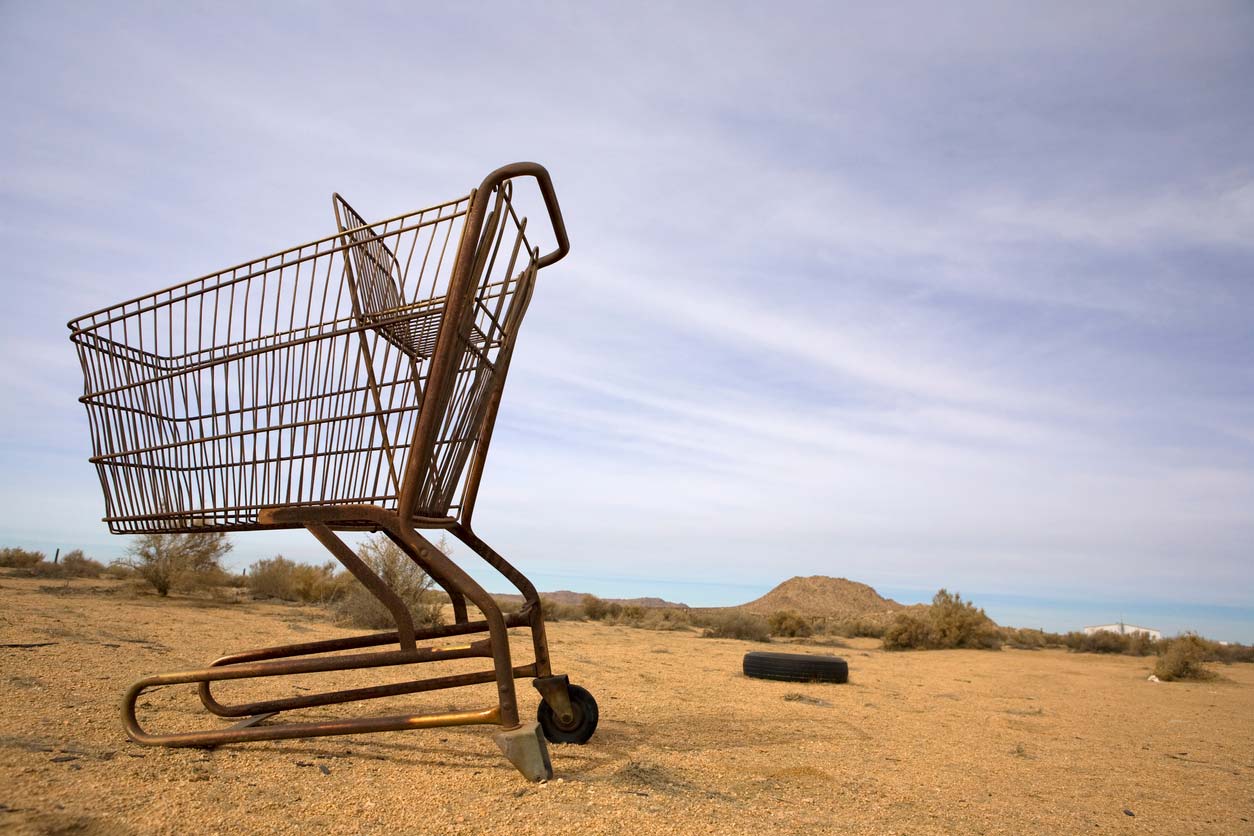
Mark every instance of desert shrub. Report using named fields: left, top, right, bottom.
left=1212, top=642, right=1254, bottom=664
left=1125, top=631, right=1159, bottom=657
left=1001, top=628, right=1048, bottom=649
left=0, top=547, right=45, bottom=568
left=1154, top=634, right=1216, bottom=681
left=823, top=617, right=886, bottom=639
left=20, top=550, right=104, bottom=579
left=930, top=590, right=1000, bottom=649
left=608, top=606, right=692, bottom=631
left=113, top=532, right=233, bottom=596
left=103, top=563, right=135, bottom=580
left=539, top=597, right=586, bottom=622
left=59, top=550, right=105, bottom=578
left=618, top=604, right=646, bottom=622
left=184, top=564, right=239, bottom=594
left=882, top=611, right=932, bottom=650
left=221, top=571, right=249, bottom=589
left=582, top=594, right=608, bottom=620
left=768, top=610, right=813, bottom=638
left=333, top=534, right=444, bottom=630
left=688, top=609, right=727, bottom=630
left=248, top=555, right=348, bottom=603
left=25, top=560, right=67, bottom=578
left=701, top=611, right=770, bottom=642
left=581, top=595, right=623, bottom=621
left=1001, top=629, right=1070, bottom=650
left=1087, top=631, right=1126, bottom=653
left=1062, top=630, right=1159, bottom=656
left=883, top=590, right=1000, bottom=651
left=633, top=607, right=693, bottom=631
left=1058, top=630, right=1252, bottom=663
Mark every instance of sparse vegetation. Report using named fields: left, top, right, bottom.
left=768, top=610, right=813, bottom=638
left=1, top=547, right=109, bottom=579
left=8, top=548, right=1251, bottom=671
left=1000, top=627, right=1052, bottom=650
left=813, top=616, right=887, bottom=639
left=628, top=607, right=693, bottom=631
left=1062, top=630, right=1153, bottom=655
left=582, top=594, right=621, bottom=621
left=58, top=549, right=106, bottom=578
left=538, top=595, right=697, bottom=631
left=1046, top=629, right=1164, bottom=657
left=883, top=589, right=1001, bottom=651
left=1212, top=642, right=1254, bottom=665
left=538, top=597, right=586, bottom=621
left=700, top=611, right=770, bottom=642
left=103, top=562, right=135, bottom=580
left=4, top=548, right=108, bottom=579
left=113, top=532, right=233, bottom=596
left=1154, top=634, right=1217, bottom=681
left=332, top=534, right=444, bottom=630
left=1001, top=626, right=1254, bottom=669
left=1, top=547, right=46, bottom=568
left=882, top=610, right=932, bottom=650
left=617, top=604, right=646, bottom=622
left=247, top=555, right=349, bottom=603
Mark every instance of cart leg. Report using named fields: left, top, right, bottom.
left=449, top=523, right=552, bottom=678
left=385, top=522, right=521, bottom=729
left=307, top=523, right=416, bottom=651
left=450, top=593, right=469, bottom=624
left=386, top=532, right=469, bottom=624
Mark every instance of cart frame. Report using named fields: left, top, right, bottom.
left=68, top=162, right=591, bottom=780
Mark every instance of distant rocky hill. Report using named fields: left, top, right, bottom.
left=735, top=575, right=906, bottom=622
left=493, top=590, right=689, bottom=609
left=492, top=576, right=909, bottom=622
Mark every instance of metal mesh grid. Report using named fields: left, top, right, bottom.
left=69, top=183, right=537, bottom=533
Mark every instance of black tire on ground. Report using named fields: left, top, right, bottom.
left=537, top=684, right=599, bottom=744
left=742, top=651, right=849, bottom=683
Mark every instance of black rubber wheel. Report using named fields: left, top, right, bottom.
left=743, top=651, right=848, bottom=683
left=537, top=684, right=599, bottom=744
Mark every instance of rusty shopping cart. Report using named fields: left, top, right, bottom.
left=67, top=162, right=596, bottom=780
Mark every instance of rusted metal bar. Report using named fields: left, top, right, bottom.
left=197, top=615, right=532, bottom=716
left=201, top=663, right=538, bottom=718
left=307, top=523, right=416, bottom=651
left=452, top=523, right=552, bottom=678
left=399, top=162, right=567, bottom=522
left=384, top=521, right=521, bottom=729
left=125, top=698, right=500, bottom=748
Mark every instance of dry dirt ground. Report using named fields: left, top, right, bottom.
left=1, top=576, right=1251, bottom=835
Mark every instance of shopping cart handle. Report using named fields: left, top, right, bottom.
left=477, top=162, right=570, bottom=269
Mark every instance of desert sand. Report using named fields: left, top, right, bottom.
left=1, top=575, right=1251, bottom=835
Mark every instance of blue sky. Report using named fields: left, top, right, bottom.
left=2, top=3, right=1252, bottom=640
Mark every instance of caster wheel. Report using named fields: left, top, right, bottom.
left=537, top=684, right=598, bottom=744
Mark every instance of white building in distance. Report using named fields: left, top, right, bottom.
left=1083, top=622, right=1162, bottom=640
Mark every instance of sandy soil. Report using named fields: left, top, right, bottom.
left=1, top=575, right=1251, bottom=835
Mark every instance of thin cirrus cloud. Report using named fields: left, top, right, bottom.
left=1, top=3, right=1252, bottom=638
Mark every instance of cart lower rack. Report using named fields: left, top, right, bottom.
left=68, top=162, right=595, bottom=780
